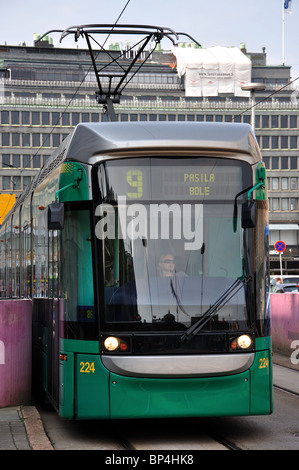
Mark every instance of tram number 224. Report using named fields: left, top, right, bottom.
left=80, top=362, right=95, bottom=373
left=259, top=357, right=269, bottom=369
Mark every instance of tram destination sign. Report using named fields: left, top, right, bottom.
left=98, top=159, right=245, bottom=202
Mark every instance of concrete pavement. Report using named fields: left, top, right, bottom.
left=0, top=405, right=53, bottom=450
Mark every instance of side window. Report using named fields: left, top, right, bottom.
left=34, top=208, right=49, bottom=297
left=61, top=207, right=95, bottom=338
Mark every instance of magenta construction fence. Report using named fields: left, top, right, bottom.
left=271, top=293, right=299, bottom=356
left=0, top=299, right=32, bottom=407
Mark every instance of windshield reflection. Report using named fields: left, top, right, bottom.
left=95, top=157, right=252, bottom=332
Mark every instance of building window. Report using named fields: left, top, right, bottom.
left=290, top=136, right=297, bottom=149
left=263, top=157, right=269, bottom=169
left=272, top=157, right=279, bottom=169
left=280, top=136, right=288, bottom=149
left=11, top=111, right=19, bottom=125
left=22, top=133, right=30, bottom=147
left=2, top=155, right=10, bottom=168
left=291, top=178, right=298, bottom=190
left=261, top=136, right=269, bottom=149
left=281, top=198, right=289, bottom=211
left=271, top=115, right=279, bottom=128
left=42, top=134, right=50, bottom=147
left=42, top=155, right=50, bottom=166
left=272, top=177, right=279, bottom=190
left=72, top=113, right=80, bottom=125
left=32, top=112, right=40, bottom=125
left=13, top=155, right=20, bottom=168
left=272, top=198, right=279, bottom=210
left=32, top=134, right=40, bottom=147
left=290, top=157, right=298, bottom=169
left=291, top=198, right=298, bottom=210
left=281, top=177, right=288, bottom=190
left=290, top=115, right=297, bottom=128
left=3, top=176, right=11, bottom=190
left=22, top=111, right=30, bottom=125
left=271, top=136, right=278, bottom=149
left=12, top=176, right=21, bottom=190
left=33, top=155, right=40, bottom=168
left=281, top=156, right=288, bottom=169
left=23, top=155, right=31, bottom=168
left=52, top=134, right=60, bottom=147
left=1, top=111, right=9, bottom=124
left=42, top=112, right=50, bottom=125
left=91, top=113, right=99, bottom=122
left=12, top=133, right=20, bottom=146
left=23, top=176, right=31, bottom=190
left=62, top=113, right=70, bottom=126
left=262, top=115, right=269, bottom=128
left=2, top=133, right=9, bottom=146
left=280, top=115, right=288, bottom=128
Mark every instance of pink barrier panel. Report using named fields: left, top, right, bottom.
left=271, top=293, right=299, bottom=356
left=0, top=299, right=32, bottom=407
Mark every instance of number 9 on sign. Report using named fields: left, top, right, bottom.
left=127, top=170, right=143, bottom=199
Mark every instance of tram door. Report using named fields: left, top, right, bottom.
left=48, top=228, right=60, bottom=406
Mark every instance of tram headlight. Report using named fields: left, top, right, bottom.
left=104, top=336, right=120, bottom=351
left=237, top=335, right=252, bottom=349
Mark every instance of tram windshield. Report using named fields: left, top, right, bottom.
left=94, top=157, right=253, bottom=332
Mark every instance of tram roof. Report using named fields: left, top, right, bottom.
left=65, top=121, right=261, bottom=163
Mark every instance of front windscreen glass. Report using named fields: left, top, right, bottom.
left=94, top=157, right=252, bottom=332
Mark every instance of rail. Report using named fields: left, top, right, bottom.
left=2, top=77, right=298, bottom=92
left=1, top=95, right=299, bottom=111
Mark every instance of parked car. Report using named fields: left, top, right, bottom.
left=272, top=283, right=299, bottom=293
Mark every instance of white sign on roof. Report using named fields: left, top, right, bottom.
left=172, top=45, right=251, bottom=97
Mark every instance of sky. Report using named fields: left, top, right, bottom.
left=1, top=0, right=299, bottom=79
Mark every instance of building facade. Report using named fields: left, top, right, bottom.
left=0, top=40, right=298, bottom=273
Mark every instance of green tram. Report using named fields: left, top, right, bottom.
left=0, top=122, right=272, bottom=419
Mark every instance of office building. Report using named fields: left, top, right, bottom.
left=0, top=38, right=298, bottom=272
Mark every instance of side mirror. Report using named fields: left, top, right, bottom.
left=48, top=202, right=64, bottom=230
left=242, top=201, right=256, bottom=229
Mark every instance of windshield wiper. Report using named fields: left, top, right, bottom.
left=180, top=275, right=252, bottom=342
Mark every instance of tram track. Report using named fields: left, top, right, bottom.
left=273, top=384, right=299, bottom=398
left=204, top=429, right=242, bottom=450
left=118, top=432, right=241, bottom=451
left=273, top=363, right=299, bottom=398
left=109, top=421, right=241, bottom=451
